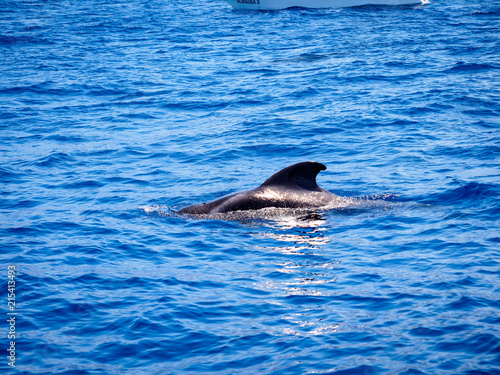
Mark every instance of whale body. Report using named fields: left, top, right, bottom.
left=178, top=161, right=339, bottom=215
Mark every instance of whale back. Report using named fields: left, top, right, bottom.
left=178, top=161, right=332, bottom=215
left=260, top=161, right=327, bottom=191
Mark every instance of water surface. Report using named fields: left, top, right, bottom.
left=1, top=0, right=499, bottom=374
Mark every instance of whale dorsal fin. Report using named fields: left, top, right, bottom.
left=260, top=161, right=327, bottom=191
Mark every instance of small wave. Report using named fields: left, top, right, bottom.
left=421, top=182, right=499, bottom=206
left=447, top=61, right=499, bottom=73
left=0, top=34, right=52, bottom=46
left=44, top=134, right=88, bottom=143
left=31, top=152, right=75, bottom=168
left=0, top=166, right=23, bottom=183
left=471, top=9, right=500, bottom=17
left=58, top=180, right=106, bottom=189
left=0, top=81, right=78, bottom=96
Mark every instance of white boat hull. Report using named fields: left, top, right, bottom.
left=226, top=0, right=423, bottom=10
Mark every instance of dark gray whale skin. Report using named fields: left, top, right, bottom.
left=178, top=161, right=339, bottom=215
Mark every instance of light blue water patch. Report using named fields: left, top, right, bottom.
left=1, top=0, right=499, bottom=374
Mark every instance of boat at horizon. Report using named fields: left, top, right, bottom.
left=226, top=0, right=426, bottom=10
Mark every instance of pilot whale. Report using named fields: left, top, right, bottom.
left=178, top=161, right=339, bottom=215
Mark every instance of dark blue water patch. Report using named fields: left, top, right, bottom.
left=419, top=182, right=500, bottom=206
left=22, top=221, right=122, bottom=239
left=399, top=370, right=427, bottom=375
left=471, top=9, right=500, bottom=17
left=0, top=34, right=53, bottom=46
left=464, top=371, right=500, bottom=375
left=43, top=134, right=88, bottom=143
left=73, top=148, right=119, bottom=158
left=487, top=237, right=500, bottom=245
left=320, top=365, right=382, bottom=375
left=103, top=176, right=150, bottom=186
left=3, top=226, right=44, bottom=237
left=0, top=110, right=20, bottom=120
left=118, top=112, right=159, bottom=120
left=30, top=152, right=75, bottom=168
left=347, top=272, right=383, bottom=283
left=409, top=326, right=446, bottom=337
left=0, top=81, right=79, bottom=96
left=192, top=354, right=273, bottom=373
left=49, top=301, right=97, bottom=323
left=0, top=166, right=26, bottom=183
left=22, top=25, right=48, bottom=32
left=446, top=295, right=500, bottom=311
left=0, top=198, right=42, bottom=210
left=447, top=61, right=500, bottom=72
left=55, top=180, right=106, bottom=189
left=434, top=333, right=500, bottom=355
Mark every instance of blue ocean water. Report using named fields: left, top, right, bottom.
left=1, top=0, right=500, bottom=374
